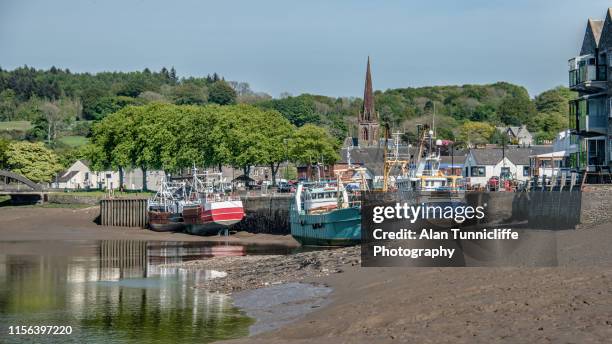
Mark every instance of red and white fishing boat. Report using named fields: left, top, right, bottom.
left=182, top=169, right=245, bottom=236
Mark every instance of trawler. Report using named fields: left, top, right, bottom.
left=182, top=169, right=245, bottom=236
left=393, top=128, right=466, bottom=226
left=147, top=177, right=187, bottom=232
left=290, top=157, right=368, bottom=246
left=395, top=128, right=466, bottom=198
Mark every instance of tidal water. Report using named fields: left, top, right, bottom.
left=0, top=240, right=297, bottom=344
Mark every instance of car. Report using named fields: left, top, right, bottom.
left=277, top=182, right=295, bottom=193
left=488, top=176, right=500, bottom=191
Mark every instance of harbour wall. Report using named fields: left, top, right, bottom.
left=231, top=194, right=292, bottom=234
left=96, top=194, right=293, bottom=233
left=94, top=185, right=610, bottom=232
left=579, top=184, right=612, bottom=228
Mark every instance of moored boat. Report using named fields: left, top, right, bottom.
left=182, top=170, right=245, bottom=236
left=290, top=165, right=367, bottom=247
left=148, top=177, right=186, bottom=232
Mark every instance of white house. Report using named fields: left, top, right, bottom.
left=53, top=160, right=164, bottom=190
left=464, top=146, right=552, bottom=187
left=525, top=130, right=578, bottom=179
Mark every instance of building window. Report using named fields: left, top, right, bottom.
left=500, top=167, right=510, bottom=177
left=362, top=127, right=369, bottom=141
left=471, top=166, right=485, bottom=177
left=106, top=173, right=112, bottom=179
left=84, top=172, right=89, bottom=181
left=523, top=166, right=530, bottom=177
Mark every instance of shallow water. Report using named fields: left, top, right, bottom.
left=0, top=240, right=300, bottom=344
left=234, top=282, right=332, bottom=335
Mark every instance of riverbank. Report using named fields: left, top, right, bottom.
left=213, top=222, right=612, bottom=344
left=0, top=206, right=298, bottom=246
left=163, top=246, right=360, bottom=293
left=2, top=207, right=612, bottom=343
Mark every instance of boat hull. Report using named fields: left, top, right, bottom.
left=290, top=206, right=361, bottom=247
left=182, top=200, right=245, bottom=236
left=148, top=211, right=184, bottom=232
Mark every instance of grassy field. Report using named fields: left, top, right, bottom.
left=0, top=120, right=32, bottom=131
left=58, top=135, right=88, bottom=147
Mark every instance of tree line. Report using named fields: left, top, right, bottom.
left=87, top=103, right=339, bottom=188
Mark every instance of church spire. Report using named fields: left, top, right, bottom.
left=362, top=56, right=376, bottom=122
left=357, top=57, right=380, bottom=147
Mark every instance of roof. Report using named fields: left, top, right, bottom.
left=469, top=146, right=552, bottom=166
left=55, top=170, right=79, bottom=183
left=497, top=126, right=533, bottom=141
left=531, top=151, right=567, bottom=159
left=589, top=19, right=604, bottom=45
left=232, top=174, right=255, bottom=182
left=340, top=146, right=386, bottom=176
left=440, top=155, right=464, bottom=167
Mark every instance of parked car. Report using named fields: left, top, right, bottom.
left=277, top=182, right=295, bottom=193
left=487, top=176, right=499, bottom=191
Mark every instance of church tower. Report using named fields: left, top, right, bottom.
left=358, top=57, right=379, bottom=146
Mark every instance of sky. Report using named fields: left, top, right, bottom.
left=1, top=0, right=611, bottom=98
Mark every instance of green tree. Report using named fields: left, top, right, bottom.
left=289, top=124, right=339, bottom=167
left=6, top=141, right=63, bottom=183
left=458, top=121, right=495, bottom=147
left=534, top=87, right=575, bottom=115
left=208, top=81, right=236, bottom=105
left=172, top=83, right=208, bottom=105
left=88, top=107, right=139, bottom=189
left=497, top=93, right=536, bottom=127
left=0, top=89, right=17, bottom=120
left=38, top=98, right=82, bottom=144
left=256, top=110, right=295, bottom=185
left=489, top=129, right=507, bottom=145
left=0, top=138, right=10, bottom=169
left=257, top=95, right=320, bottom=126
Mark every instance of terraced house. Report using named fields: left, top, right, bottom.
left=569, top=9, right=612, bottom=171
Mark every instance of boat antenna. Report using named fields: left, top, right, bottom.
left=432, top=102, right=436, bottom=138
left=346, top=145, right=352, bottom=168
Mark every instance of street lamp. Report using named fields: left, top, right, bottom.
left=283, top=138, right=289, bottom=182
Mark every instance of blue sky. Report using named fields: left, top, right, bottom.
left=1, top=0, right=611, bottom=98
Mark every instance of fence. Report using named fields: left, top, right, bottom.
left=100, top=198, right=148, bottom=228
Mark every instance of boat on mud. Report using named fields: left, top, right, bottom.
left=290, top=162, right=368, bottom=247
left=182, top=169, right=245, bottom=236
left=148, top=177, right=187, bottom=232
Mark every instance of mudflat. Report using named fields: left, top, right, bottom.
left=2, top=207, right=612, bottom=343
left=218, top=223, right=612, bottom=344
left=0, top=206, right=298, bottom=246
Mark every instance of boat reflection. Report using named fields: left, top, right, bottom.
left=0, top=240, right=252, bottom=344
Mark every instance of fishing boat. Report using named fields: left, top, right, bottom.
left=394, top=128, right=467, bottom=227
left=182, top=169, right=245, bottom=236
left=290, top=158, right=368, bottom=246
left=147, top=177, right=186, bottom=232
left=395, top=128, right=466, bottom=199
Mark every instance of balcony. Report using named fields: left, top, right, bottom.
left=568, top=56, right=607, bottom=92
left=568, top=97, right=608, bottom=135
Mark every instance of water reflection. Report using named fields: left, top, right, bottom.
left=0, top=240, right=254, bottom=344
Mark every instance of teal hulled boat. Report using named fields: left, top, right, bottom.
left=289, top=181, right=363, bottom=247
left=290, top=205, right=361, bottom=246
